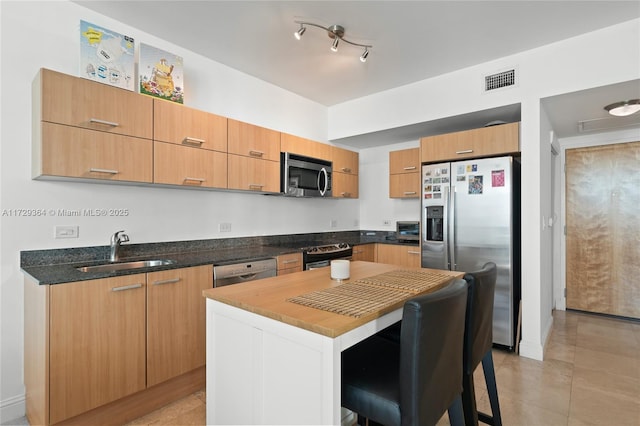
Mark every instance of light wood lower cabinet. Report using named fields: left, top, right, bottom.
left=154, top=141, right=227, bottom=189
left=49, top=274, right=147, bottom=424
left=227, top=154, right=280, bottom=193
left=376, top=244, right=421, bottom=268
left=37, top=122, right=153, bottom=182
left=147, top=265, right=212, bottom=387
left=276, top=253, right=303, bottom=275
left=352, top=244, right=376, bottom=262
left=25, top=265, right=212, bottom=425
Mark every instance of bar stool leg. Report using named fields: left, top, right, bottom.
left=479, top=351, right=502, bottom=426
left=448, top=395, right=466, bottom=426
left=462, top=371, right=479, bottom=426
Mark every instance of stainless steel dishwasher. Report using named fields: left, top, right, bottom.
left=213, top=258, right=277, bottom=287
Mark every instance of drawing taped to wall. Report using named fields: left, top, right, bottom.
left=139, top=43, right=184, bottom=104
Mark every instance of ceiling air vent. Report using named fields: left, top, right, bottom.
left=484, top=69, right=516, bottom=92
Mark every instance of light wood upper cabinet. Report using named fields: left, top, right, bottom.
left=389, top=148, right=420, bottom=174
left=332, top=146, right=359, bottom=175
left=376, top=244, right=421, bottom=268
left=389, top=148, right=420, bottom=198
left=38, top=122, right=153, bottom=182
left=228, top=119, right=281, bottom=161
left=352, top=244, right=376, bottom=262
left=333, top=172, right=359, bottom=198
left=281, top=133, right=332, bottom=161
left=153, top=100, right=227, bottom=152
left=420, top=122, right=519, bottom=163
left=147, top=265, right=212, bottom=387
left=154, top=141, right=227, bottom=189
left=228, top=154, right=280, bottom=193
left=389, top=173, right=420, bottom=198
left=49, top=275, right=146, bottom=424
left=276, top=253, right=303, bottom=275
left=35, top=68, right=152, bottom=139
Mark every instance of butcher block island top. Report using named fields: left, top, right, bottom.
left=202, top=261, right=464, bottom=338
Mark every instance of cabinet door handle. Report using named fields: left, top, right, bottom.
left=341, top=192, right=351, bottom=197
left=89, top=118, right=119, bottom=128
left=282, top=259, right=299, bottom=265
left=455, top=149, right=474, bottom=154
left=404, top=191, right=417, bottom=195
left=112, top=283, right=143, bottom=292
left=184, top=177, right=206, bottom=184
left=182, top=137, right=205, bottom=147
left=89, top=168, right=119, bottom=175
left=152, top=277, right=181, bottom=286
left=408, top=251, right=421, bottom=255
left=249, top=184, right=264, bottom=190
left=353, top=250, right=363, bottom=254
left=403, top=166, right=416, bottom=170
left=249, top=150, right=264, bottom=158
left=341, top=167, right=352, bottom=173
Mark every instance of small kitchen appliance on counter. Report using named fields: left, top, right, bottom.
left=396, top=221, right=420, bottom=242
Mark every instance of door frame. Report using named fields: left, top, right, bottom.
left=556, top=128, right=640, bottom=312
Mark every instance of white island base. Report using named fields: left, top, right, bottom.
left=205, top=298, right=402, bottom=425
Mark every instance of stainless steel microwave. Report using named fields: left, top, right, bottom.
left=281, top=152, right=332, bottom=197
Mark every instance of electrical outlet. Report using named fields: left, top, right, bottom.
left=383, top=219, right=391, bottom=226
left=55, top=225, right=79, bottom=239
left=219, top=223, right=232, bottom=232
left=330, top=219, right=337, bottom=228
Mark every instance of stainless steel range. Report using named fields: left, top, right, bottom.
left=303, top=243, right=352, bottom=270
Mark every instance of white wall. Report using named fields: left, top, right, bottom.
left=333, top=18, right=640, bottom=361
left=0, top=1, right=356, bottom=421
left=358, top=141, right=421, bottom=231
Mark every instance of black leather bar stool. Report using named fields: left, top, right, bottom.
left=461, top=262, right=502, bottom=426
left=341, top=279, right=468, bottom=426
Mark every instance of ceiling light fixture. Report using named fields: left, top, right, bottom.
left=294, top=24, right=306, bottom=40
left=604, top=99, right=640, bottom=117
left=294, top=21, right=372, bottom=62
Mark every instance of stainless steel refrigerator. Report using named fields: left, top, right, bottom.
left=421, top=156, right=521, bottom=349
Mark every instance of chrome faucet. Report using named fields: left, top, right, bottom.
left=110, top=230, right=129, bottom=262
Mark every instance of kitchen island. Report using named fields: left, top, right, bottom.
left=202, top=261, right=463, bottom=425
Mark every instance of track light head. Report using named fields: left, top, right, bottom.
left=294, top=25, right=306, bottom=40
left=360, top=48, right=369, bottom=62
left=331, top=38, right=339, bottom=52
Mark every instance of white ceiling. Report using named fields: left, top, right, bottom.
left=75, top=1, right=640, bottom=144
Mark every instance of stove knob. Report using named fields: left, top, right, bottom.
left=309, top=247, right=318, bottom=253
left=338, top=243, right=348, bottom=249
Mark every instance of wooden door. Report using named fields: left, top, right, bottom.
left=566, top=141, right=640, bottom=318
left=49, top=275, right=146, bottom=423
left=147, top=265, right=213, bottom=387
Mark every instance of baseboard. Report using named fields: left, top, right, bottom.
left=0, top=394, right=26, bottom=424
left=518, top=339, right=544, bottom=361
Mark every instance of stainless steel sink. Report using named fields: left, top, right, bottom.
left=77, top=259, right=176, bottom=273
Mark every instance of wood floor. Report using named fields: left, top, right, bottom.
left=5, top=310, right=638, bottom=425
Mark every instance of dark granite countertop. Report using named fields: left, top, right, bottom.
left=21, top=230, right=419, bottom=285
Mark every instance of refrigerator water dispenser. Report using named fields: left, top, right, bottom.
left=425, top=206, right=444, bottom=241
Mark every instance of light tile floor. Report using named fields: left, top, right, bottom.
left=4, top=310, right=638, bottom=426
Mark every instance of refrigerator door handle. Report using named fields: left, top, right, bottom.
left=450, top=186, right=456, bottom=270
left=444, top=188, right=450, bottom=270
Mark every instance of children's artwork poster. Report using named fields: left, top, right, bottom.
left=492, top=170, right=505, bottom=187
left=468, top=175, right=483, bottom=194
left=80, top=20, right=135, bottom=90
left=139, top=43, right=184, bottom=104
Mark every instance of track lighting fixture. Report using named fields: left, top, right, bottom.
left=294, top=24, right=306, bottom=40
left=294, top=21, right=372, bottom=62
left=360, top=48, right=369, bottom=63
left=604, top=99, right=640, bottom=117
